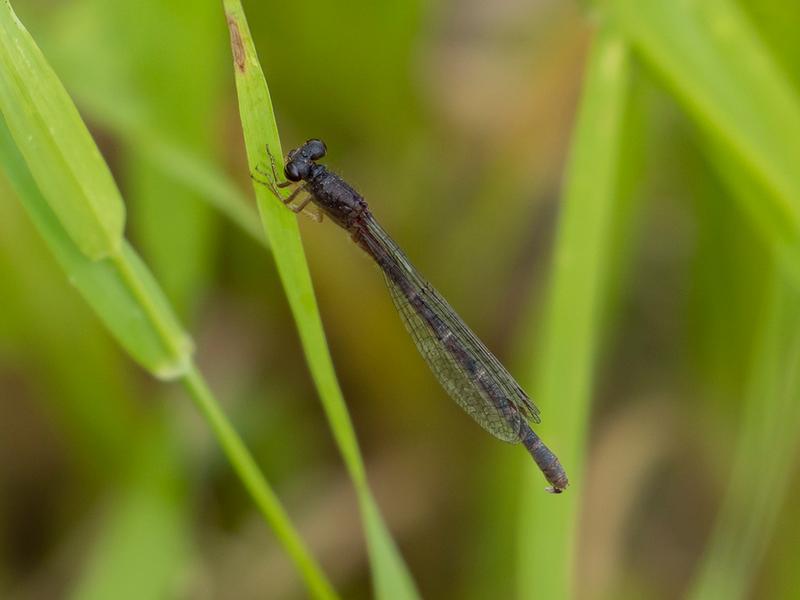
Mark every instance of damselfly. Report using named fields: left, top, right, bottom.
left=256, top=139, right=568, bottom=493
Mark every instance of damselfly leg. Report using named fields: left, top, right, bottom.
left=250, top=145, right=323, bottom=222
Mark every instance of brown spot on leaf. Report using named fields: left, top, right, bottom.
left=226, top=14, right=246, bottom=72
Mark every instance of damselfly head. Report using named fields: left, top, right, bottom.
left=284, top=139, right=327, bottom=181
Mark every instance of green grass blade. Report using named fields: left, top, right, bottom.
left=516, top=25, right=631, bottom=599
left=221, top=4, right=419, bottom=598
left=604, top=0, right=800, bottom=285
left=0, top=0, right=124, bottom=260
left=688, top=269, right=800, bottom=600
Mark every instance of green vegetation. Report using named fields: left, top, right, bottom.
left=1, top=0, right=798, bottom=598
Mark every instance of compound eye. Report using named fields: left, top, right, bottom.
left=306, top=139, right=327, bottom=160
left=284, top=162, right=302, bottom=181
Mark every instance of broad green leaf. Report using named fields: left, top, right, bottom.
left=0, top=115, right=192, bottom=378
left=221, top=3, right=419, bottom=598
left=0, top=0, right=124, bottom=260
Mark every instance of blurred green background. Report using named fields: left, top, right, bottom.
left=2, top=0, right=800, bottom=598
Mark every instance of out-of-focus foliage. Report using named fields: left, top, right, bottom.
left=0, top=1, right=338, bottom=598
left=1, top=0, right=799, bottom=598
